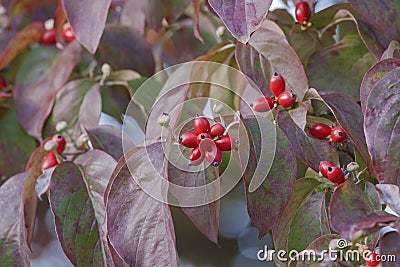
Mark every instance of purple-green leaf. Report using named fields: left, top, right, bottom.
left=272, top=178, right=321, bottom=251
left=276, top=111, right=339, bottom=172
left=288, top=192, right=330, bottom=252
left=329, top=181, right=398, bottom=241
left=98, top=24, right=155, bottom=77
left=360, top=58, right=400, bottom=114
left=243, top=118, right=296, bottom=237
left=0, top=173, right=30, bottom=266
left=106, top=143, right=179, bottom=266
left=208, top=0, right=272, bottom=43
left=86, top=125, right=124, bottom=161
left=49, top=161, right=104, bottom=265
left=62, top=0, right=111, bottom=53
left=236, top=24, right=309, bottom=99
left=379, top=232, right=400, bottom=267
left=14, top=42, right=82, bottom=140
left=375, top=184, right=400, bottom=216
left=364, top=67, right=400, bottom=185
left=307, top=34, right=376, bottom=101
left=348, top=0, right=400, bottom=41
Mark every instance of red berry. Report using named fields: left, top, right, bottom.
left=205, top=147, right=222, bottom=167
left=252, top=96, right=274, bottom=112
left=179, top=132, right=198, bottom=148
left=326, top=166, right=345, bottom=184
left=41, top=152, right=58, bottom=171
left=331, top=126, right=347, bottom=143
left=0, top=75, right=6, bottom=90
left=215, top=136, right=236, bottom=151
left=194, top=116, right=210, bottom=134
left=210, top=123, right=225, bottom=138
left=189, top=147, right=202, bottom=161
left=197, top=132, right=211, bottom=144
left=277, top=91, right=296, bottom=108
left=62, top=26, right=76, bottom=43
left=365, top=251, right=379, bottom=267
left=51, top=134, right=66, bottom=154
left=40, top=29, right=56, bottom=45
left=310, top=123, right=331, bottom=140
left=319, top=161, right=334, bottom=178
left=295, top=1, right=312, bottom=24
left=270, top=72, right=285, bottom=97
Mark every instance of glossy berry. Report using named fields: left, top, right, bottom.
left=295, top=1, right=312, bottom=24
left=179, top=132, right=198, bottom=148
left=277, top=91, right=296, bottom=108
left=41, top=152, right=58, bottom=171
left=310, top=123, right=331, bottom=140
left=51, top=134, right=66, bottom=154
left=62, top=26, right=76, bottom=42
left=205, top=147, right=222, bottom=167
left=194, top=116, right=210, bottom=134
left=319, top=161, right=334, bottom=178
left=331, top=126, right=347, bottom=143
left=326, top=166, right=345, bottom=184
left=365, top=251, right=379, bottom=267
left=270, top=72, right=285, bottom=97
left=210, top=123, right=225, bottom=138
left=40, top=29, right=56, bottom=45
left=197, top=132, right=211, bottom=144
left=189, top=147, right=202, bottom=161
left=252, top=96, right=274, bottom=112
left=215, top=136, right=236, bottom=151
left=0, top=75, right=6, bottom=90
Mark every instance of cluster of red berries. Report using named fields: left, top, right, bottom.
left=40, top=24, right=75, bottom=45
left=310, top=123, right=347, bottom=143
left=295, top=1, right=312, bottom=28
left=41, top=134, right=66, bottom=171
left=252, top=73, right=297, bottom=112
left=0, top=74, right=6, bottom=90
left=179, top=116, right=236, bottom=167
left=319, top=161, right=346, bottom=185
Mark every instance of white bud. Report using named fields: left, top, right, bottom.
left=44, top=140, right=57, bottom=152
left=161, top=18, right=169, bottom=27
left=55, top=121, right=68, bottom=132
left=44, top=18, right=54, bottom=30
left=158, top=113, right=170, bottom=127
left=77, top=134, right=89, bottom=147
left=346, top=162, right=359, bottom=172
left=216, top=26, right=225, bottom=37
left=101, top=63, right=111, bottom=76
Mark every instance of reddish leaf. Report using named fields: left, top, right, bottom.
left=307, top=34, right=376, bottom=101
left=0, top=173, right=30, bottom=266
left=364, top=67, right=400, bottom=185
left=14, top=42, right=83, bottom=140
left=276, top=111, right=339, bottom=172
left=329, top=181, right=398, bottom=241
left=379, top=232, right=400, bottom=267
left=360, top=58, right=400, bottom=114
left=348, top=0, right=400, bottom=41
left=49, top=162, right=104, bottom=265
left=106, top=143, right=179, bottom=266
left=243, top=117, right=296, bottom=237
left=287, top=192, right=330, bottom=252
left=54, top=0, right=67, bottom=43
left=86, top=125, right=124, bottom=161
left=272, top=178, right=321, bottom=251
left=98, top=24, right=155, bottom=77
left=375, top=184, right=400, bottom=216
left=0, top=22, right=44, bottom=70
left=62, top=0, right=111, bottom=53
left=167, top=146, right=220, bottom=244
left=208, top=0, right=272, bottom=43
left=236, top=23, right=309, bottom=99
left=191, top=0, right=203, bottom=42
